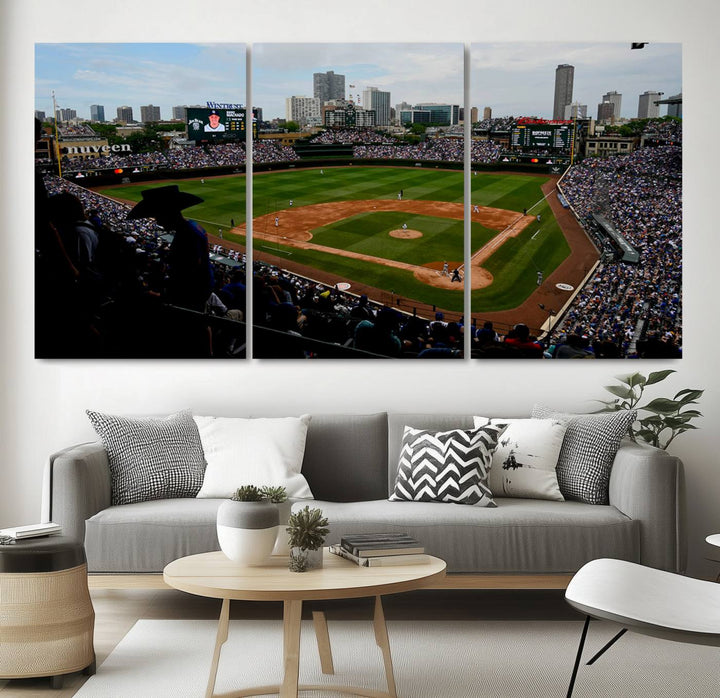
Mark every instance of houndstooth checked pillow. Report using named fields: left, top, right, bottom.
left=390, top=424, right=503, bottom=506
left=531, top=405, right=636, bottom=504
left=86, top=409, right=206, bottom=506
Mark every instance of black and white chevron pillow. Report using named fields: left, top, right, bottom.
left=86, top=409, right=206, bottom=506
left=390, top=425, right=503, bottom=506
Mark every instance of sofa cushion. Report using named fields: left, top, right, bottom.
left=389, top=425, right=502, bottom=506
left=316, top=498, right=639, bottom=574
left=473, top=417, right=566, bottom=501
left=85, top=409, right=206, bottom=506
left=388, top=414, right=475, bottom=494
left=301, top=413, right=388, bottom=502
left=84, top=498, right=223, bottom=572
left=532, top=405, right=637, bottom=504
left=193, top=415, right=313, bottom=499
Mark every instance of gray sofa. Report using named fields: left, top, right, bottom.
left=43, top=413, right=686, bottom=582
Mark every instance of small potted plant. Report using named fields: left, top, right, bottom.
left=260, top=486, right=292, bottom=555
left=286, top=506, right=329, bottom=572
left=216, top=485, right=286, bottom=566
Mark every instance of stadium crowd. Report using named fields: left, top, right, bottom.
left=309, top=128, right=396, bottom=145
left=253, top=262, right=464, bottom=358
left=38, top=175, right=246, bottom=358
left=552, top=144, right=682, bottom=358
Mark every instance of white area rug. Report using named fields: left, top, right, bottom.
left=76, top=619, right=719, bottom=697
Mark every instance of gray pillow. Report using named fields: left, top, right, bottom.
left=390, top=424, right=503, bottom=506
left=86, top=409, right=206, bottom=506
left=531, top=404, right=636, bottom=504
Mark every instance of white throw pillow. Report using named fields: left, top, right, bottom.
left=194, top=415, right=314, bottom=499
left=473, top=417, right=566, bottom=501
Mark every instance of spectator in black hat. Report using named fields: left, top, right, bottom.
left=128, top=185, right=212, bottom=312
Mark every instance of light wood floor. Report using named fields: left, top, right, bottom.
left=0, top=588, right=579, bottom=696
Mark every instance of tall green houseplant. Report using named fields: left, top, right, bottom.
left=595, top=370, right=703, bottom=450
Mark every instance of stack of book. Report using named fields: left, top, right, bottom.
left=0, top=522, right=62, bottom=540
left=329, top=532, right=426, bottom=567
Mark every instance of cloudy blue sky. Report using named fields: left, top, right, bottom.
left=35, top=42, right=680, bottom=122
left=471, top=42, right=681, bottom=119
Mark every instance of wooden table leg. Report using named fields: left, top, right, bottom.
left=281, top=599, right=303, bottom=698
left=373, top=596, right=397, bottom=698
left=312, top=610, right=335, bottom=674
left=206, top=597, right=230, bottom=698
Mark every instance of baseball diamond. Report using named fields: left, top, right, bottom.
left=100, top=166, right=594, bottom=330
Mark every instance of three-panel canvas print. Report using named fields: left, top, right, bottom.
left=35, top=42, right=682, bottom=360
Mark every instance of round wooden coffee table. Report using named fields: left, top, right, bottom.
left=163, top=549, right=446, bottom=698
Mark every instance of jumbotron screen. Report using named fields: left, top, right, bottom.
left=511, top=124, right=573, bottom=149
left=186, top=108, right=248, bottom=141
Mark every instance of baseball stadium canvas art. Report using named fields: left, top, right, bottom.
left=251, top=43, right=465, bottom=359
left=34, top=41, right=681, bottom=360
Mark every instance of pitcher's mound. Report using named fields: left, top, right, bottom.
left=389, top=229, right=423, bottom=239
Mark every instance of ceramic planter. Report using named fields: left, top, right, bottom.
left=216, top=500, right=279, bottom=565
left=272, top=499, right=293, bottom=556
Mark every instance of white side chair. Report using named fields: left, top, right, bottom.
left=564, top=558, right=720, bottom=698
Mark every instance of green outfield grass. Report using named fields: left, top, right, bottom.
left=96, top=167, right=569, bottom=314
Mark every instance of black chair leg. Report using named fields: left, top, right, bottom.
left=586, top=628, right=627, bottom=665
left=50, top=674, right=64, bottom=690
left=567, top=615, right=591, bottom=698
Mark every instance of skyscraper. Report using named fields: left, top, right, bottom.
left=172, top=105, right=187, bottom=121
left=140, top=104, right=161, bottom=122
left=483, top=107, right=492, bottom=121
left=362, top=87, right=391, bottom=126
left=553, top=64, right=574, bottom=121
left=597, top=101, right=615, bottom=123
left=564, top=103, right=588, bottom=120
left=602, top=91, right=622, bottom=119
left=285, top=96, right=321, bottom=126
left=90, top=104, right=105, bottom=122
left=638, top=91, right=662, bottom=119
left=313, top=70, right=345, bottom=103
left=666, top=94, right=682, bottom=118
left=117, top=106, right=134, bottom=124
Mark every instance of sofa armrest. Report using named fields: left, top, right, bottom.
left=609, top=440, right=686, bottom=573
left=42, top=442, right=112, bottom=543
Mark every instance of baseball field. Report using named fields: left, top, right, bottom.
left=98, top=166, right=573, bottom=318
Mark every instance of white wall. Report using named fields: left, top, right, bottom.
left=2, top=0, right=719, bottom=577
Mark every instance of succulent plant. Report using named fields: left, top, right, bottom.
left=231, top=485, right=265, bottom=502
left=286, top=506, right=329, bottom=551
left=260, top=485, right=288, bottom=504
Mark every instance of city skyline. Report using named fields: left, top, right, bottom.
left=35, top=42, right=681, bottom=124
left=471, top=42, right=681, bottom=120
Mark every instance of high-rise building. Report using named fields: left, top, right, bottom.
left=55, top=108, right=77, bottom=122
left=35, top=110, right=46, bottom=122
left=362, top=87, right=391, bottom=126
left=313, top=70, right=345, bottom=103
left=90, top=105, right=105, bottom=122
left=285, top=96, right=321, bottom=126
left=553, top=64, right=574, bottom=121
left=140, top=104, right=161, bottom=122
left=666, top=94, right=682, bottom=118
left=597, top=101, right=615, bottom=123
left=564, top=103, right=587, bottom=120
left=172, top=105, right=187, bottom=121
left=602, top=91, right=622, bottom=119
left=395, top=101, right=412, bottom=116
left=638, top=91, right=662, bottom=119
left=459, top=107, right=478, bottom=123
left=483, top=107, right=492, bottom=121
left=117, top=106, right=134, bottom=124
left=414, top=103, right=460, bottom=126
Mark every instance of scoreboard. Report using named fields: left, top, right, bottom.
left=186, top=108, right=254, bottom=141
left=511, top=123, right=573, bottom=150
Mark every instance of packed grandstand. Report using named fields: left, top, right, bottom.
left=38, top=117, right=682, bottom=358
